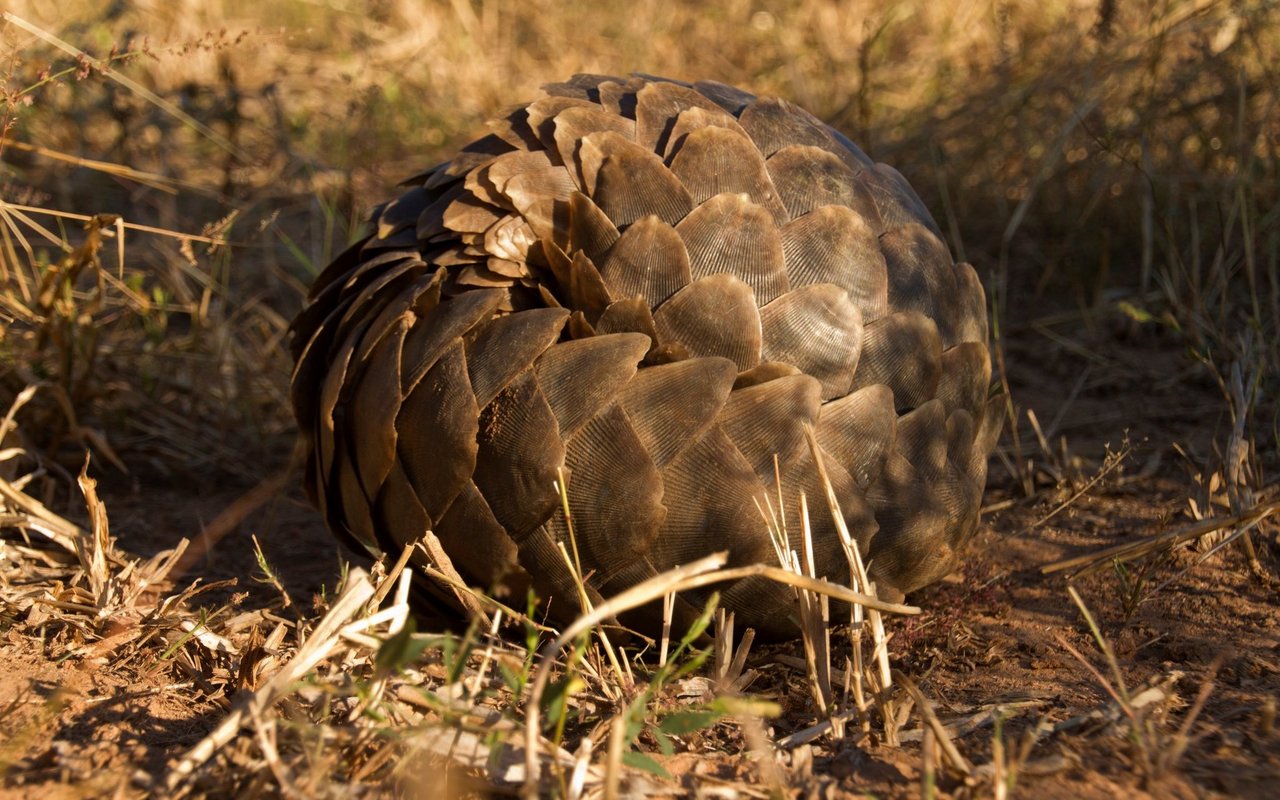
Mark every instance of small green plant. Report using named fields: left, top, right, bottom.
left=1110, top=550, right=1174, bottom=621
left=613, top=596, right=720, bottom=778
left=373, top=617, right=432, bottom=678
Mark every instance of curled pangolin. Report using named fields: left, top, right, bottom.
left=289, top=73, right=1002, bottom=638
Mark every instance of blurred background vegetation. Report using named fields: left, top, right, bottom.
left=1, top=0, right=1275, bottom=496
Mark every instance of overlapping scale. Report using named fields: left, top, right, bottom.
left=759, top=283, right=864, bottom=399
left=347, top=318, right=408, bottom=495
left=652, top=275, right=762, bottom=371
left=395, top=341, right=478, bottom=521
left=597, top=215, right=692, bottom=305
left=780, top=205, right=888, bottom=320
left=580, top=132, right=693, bottom=225
left=663, top=106, right=751, bottom=160
left=852, top=311, right=943, bottom=411
left=880, top=222, right=961, bottom=344
left=718, top=374, right=822, bottom=481
left=668, top=125, right=787, bottom=222
left=533, top=333, right=650, bottom=439
left=617, top=358, right=737, bottom=468
left=470, top=368, right=564, bottom=540
left=634, top=81, right=725, bottom=154
left=766, top=145, right=874, bottom=221
left=676, top=193, right=788, bottom=304
left=556, top=403, right=665, bottom=582
left=816, top=384, right=897, bottom=489
left=464, top=308, right=569, bottom=407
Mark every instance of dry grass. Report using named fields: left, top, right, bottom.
left=1, top=0, right=1278, bottom=796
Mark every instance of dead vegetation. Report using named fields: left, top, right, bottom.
left=1, top=0, right=1278, bottom=797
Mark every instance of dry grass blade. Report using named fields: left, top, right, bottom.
left=1154, top=656, right=1222, bottom=776
left=0, top=473, right=84, bottom=555
left=2, top=201, right=230, bottom=245
left=714, top=608, right=733, bottom=683
left=554, top=468, right=628, bottom=694
left=739, top=712, right=787, bottom=796
left=1042, top=498, right=1280, bottom=576
left=715, top=614, right=756, bottom=693
left=1213, top=340, right=1266, bottom=571
left=415, top=535, right=494, bottom=623
left=922, top=725, right=937, bottom=800
left=1055, top=585, right=1225, bottom=786
left=897, top=700, right=1048, bottom=744
left=414, top=552, right=552, bottom=632
left=0, top=140, right=219, bottom=195
left=896, top=671, right=973, bottom=778
left=2, top=12, right=247, bottom=160
left=400, top=720, right=597, bottom=787
left=795, top=494, right=834, bottom=716
left=603, top=711, right=626, bottom=800
left=1064, top=586, right=1132, bottom=704
left=805, top=425, right=897, bottom=741
left=774, top=702, right=866, bottom=750
left=658, top=591, right=676, bottom=667
left=1056, top=585, right=1158, bottom=777
left=634, top=563, right=919, bottom=617
left=522, top=554, right=727, bottom=793
left=73, top=458, right=114, bottom=610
